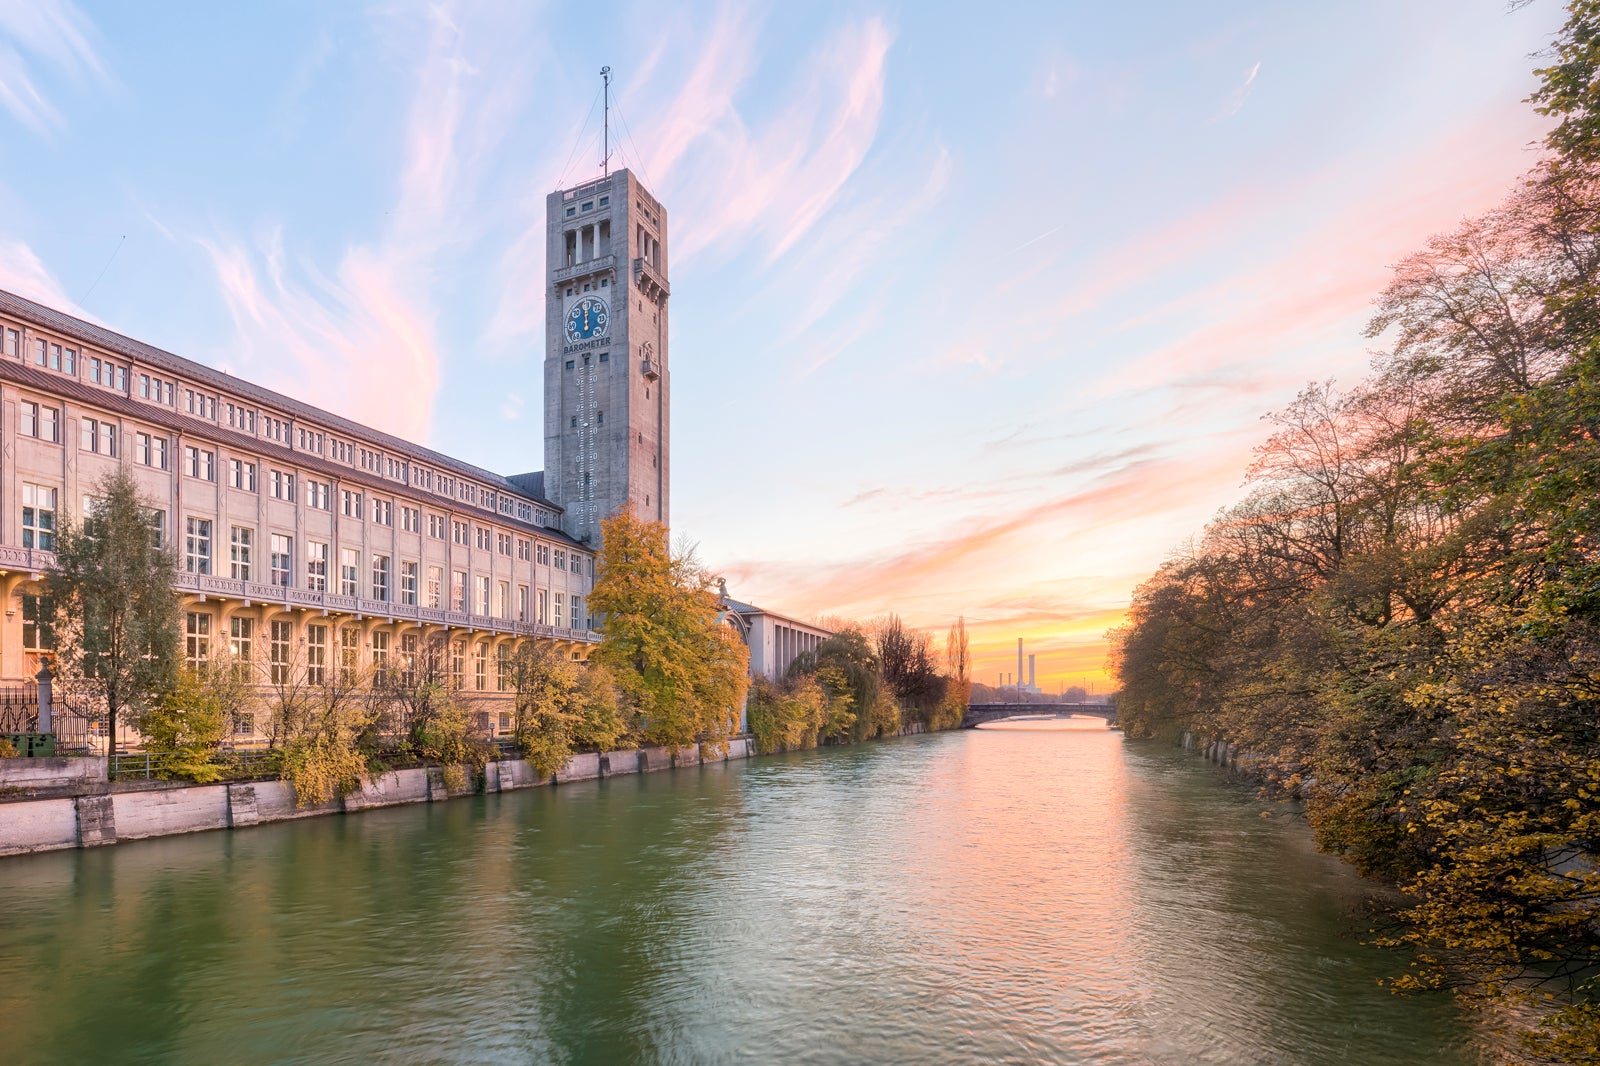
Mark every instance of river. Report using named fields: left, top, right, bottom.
left=0, top=724, right=1479, bottom=1065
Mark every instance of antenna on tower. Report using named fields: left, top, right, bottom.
left=601, top=66, right=612, bottom=177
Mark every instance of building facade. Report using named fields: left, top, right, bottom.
left=0, top=169, right=677, bottom=739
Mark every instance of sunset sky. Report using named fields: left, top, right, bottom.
left=0, top=0, right=1561, bottom=690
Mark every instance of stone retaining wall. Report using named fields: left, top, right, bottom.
left=0, top=737, right=762, bottom=858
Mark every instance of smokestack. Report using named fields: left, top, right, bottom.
left=1017, top=639, right=1024, bottom=696
left=1028, top=654, right=1035, bottom=689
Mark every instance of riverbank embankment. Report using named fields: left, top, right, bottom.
left=0, top=739, right=756, bottom=857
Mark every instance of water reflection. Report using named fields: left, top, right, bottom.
left=0, top=733, right=1476, bottom=1065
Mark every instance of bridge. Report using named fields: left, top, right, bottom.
left=961, top=702, right=1117, bottom=729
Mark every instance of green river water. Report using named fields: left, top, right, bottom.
left=0, top=725, right=1480, bottom=1065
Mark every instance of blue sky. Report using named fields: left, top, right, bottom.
left=0, top=0, right=1562, bottom=687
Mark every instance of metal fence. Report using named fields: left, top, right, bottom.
left=0, top=682, right=38, bottom=734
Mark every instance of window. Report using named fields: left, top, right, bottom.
left=230, top=617, right=254, bottom=674
left=341, top=489, right=362, bottom=518
left=518, top=584, right=528, bottom=622
left=229, top=459, right=257, bottom=492
left=496, top=644, right=512, bottom=691
left=230, top=526, right=253, bottom=581
left=427, top=566, right=443, bottom=609
left=372, top=499, right=392, bottom=526
left=401, top=506, right=420, bottom=533
left=184, top=446, right=215, bottom=481
left=307, top=542, right=327, bottom=592
left=452, top=520, right=468, bottom=545
left=473, top=642, right=487, bottom=691
left=22, top=593, right=53, bottom=650
left=371, top=555, right=390, bottom=602
left=270, top=620, right=292, bottom=685
left=270, top=470, right=295, bottom=501
left=185, top=517, right=212, bottom=574
left=450, top=570, right=466, bottom=613
left=185, top=612, right=212, bottom=669
left=572, top=595, right=583, bottom=630
left=497, top=580, right=510, bottom=620
left=2, top=328, right=16, bottom=357
left=147, top=508, right=166, bottom=549
left=21, top=484, right=56, bottom=552
left=400, top=561, right=418, bottom=606
left=517, top=538, right=531, bottom=561
left=134, top=432, right=167, bottom=469
left=496, top=532, right=511, bottom=556
left=554, top=593, right=564, bottom=629
left=538, top=588, right=548, bottom=625
left=554, top=550, right=566, bottom=571
left=476, top=575, right=490, bottom=616
left=20, top=401, right=59, bottom=442
left=450, top=640, right=465, bottom=688
left=339, top=627, right=359, bottom=683
left=306, top=624, right=327, bottom=685
left=80, top=417, right=116, bottom=456
left=537, top=544, right=550, bottom=566
left=372, top=631, right=390, bottom=669
left=475, top=526, right=490, bottom=551
left=340, top=548, right=359, bottom=596
left=306, top=481, right=329, bottom=509
left=428, top=514, right=446, bottom=539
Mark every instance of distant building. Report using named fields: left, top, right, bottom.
left=717, top=582, right=833, bottom=682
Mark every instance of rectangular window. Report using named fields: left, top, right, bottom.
left=427, top=566, right=443, bottom=609
left=185, top=517, right=212, bottom=574
left=184, top=446, right=215, bottom=481
left=79, top=417, right=116, bottom=456
left=572, top=596, right=582, bottom=630
left=270, top=534, right=293, bottom=587
left=3, top=328, right=16, bottom=357
left=371, top=555, right=390, bottom=602
left=134, top=432, right=168, bottom=469
left=341, top=489, right=362, bottom=518
left=230, top=617, right=253, bottom=677
left=497, top=580, right=510, bottom=620
left=339, top=627, right=359, bottom=683
left=475, top=526, right=489, bottom=551
left=450, top=640, right=465, bottom=688
left=518, top=584, right=529, bottom=622
left=306, top=481, right=329, bottom=509
left=372, top=631, right=390, bottom=669
left=230, top=526, right=253, bottom=581
left=307, top=542, right=327, bottom=592
left=21, top=484, right=57, bottom=552
left=401, top=506, right=420, bottom=533
left=372, top=499, right=392, bottom=526
left=229, top=459, right=257, bottom=492
left=452, top=520, right=468, bottom=545
left=19, top=401, right=59, bottom=442
left=401, top=633, right=419, bottom=683
left=451, top=570, right=466, bottom=613
left=270, top=470, right=295, bottom=501
left=185, top=611, right=212, bottom=669
left=477, top=575, right=490, bottom=616
left=473, top=642, right=487, bottom=691
left=270, top=620, right=292, bottom=685
left=497, top=644, right=512, bottom=692
left=147, top=508, right=165, bottom=550
left=22, top=592, right=53, bottom=650
left=339, top=548, right=359, bottom=596
left=537, top=544, right=550, bottom=566
left=538, top=588, right=548, bottom=625
left=517, top=538, right=530, bottom=561
left=400, top=561, right=418, bottom=605
left=554, top=593, right=564, bottom=629
left=306, top=624, right=327, bottom=685
left=428, top=514, right=446, bottom=539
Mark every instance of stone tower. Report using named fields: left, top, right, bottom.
left=544, top=169, right=669, bottom=545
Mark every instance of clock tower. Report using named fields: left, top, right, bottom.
left=544, top=168, right=670, bottom=545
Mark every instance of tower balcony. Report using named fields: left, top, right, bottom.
left=555, top=253, right=615, bottom=286
left=641, top=356, right=661, bottom=381
left=633, top=257, right=669, bottom=303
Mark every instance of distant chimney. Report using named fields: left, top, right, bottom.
left=1017, top=639, right=1024, bottom=695
left=1028, top=654, right=1035, bottom=689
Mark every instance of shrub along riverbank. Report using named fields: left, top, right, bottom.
left=1111, top=5, right=1600, bottom=1058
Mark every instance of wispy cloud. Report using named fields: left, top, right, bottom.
left=0, top=0, right=107, bottom=134
left=0, top=236, right=82, bottom=314
left=1215, top=60, right=1260, bottom=121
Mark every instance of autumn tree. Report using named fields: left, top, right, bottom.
left=45, top=466, right=181, bottom=754
left=588, top=510, right=749, bottom=756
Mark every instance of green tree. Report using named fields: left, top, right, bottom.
left=589, top=510, right=749, bottom=755
left=136, top=662, right=244, bottom=783
left=44, top=466, right=180, bottom=755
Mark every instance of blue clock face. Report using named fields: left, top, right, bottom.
left=565, top=296, right=609, bottom=341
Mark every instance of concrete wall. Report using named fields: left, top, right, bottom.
left=0, top=757, right=107, bottom=794
left=0, top=741, right=763, bottom=858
